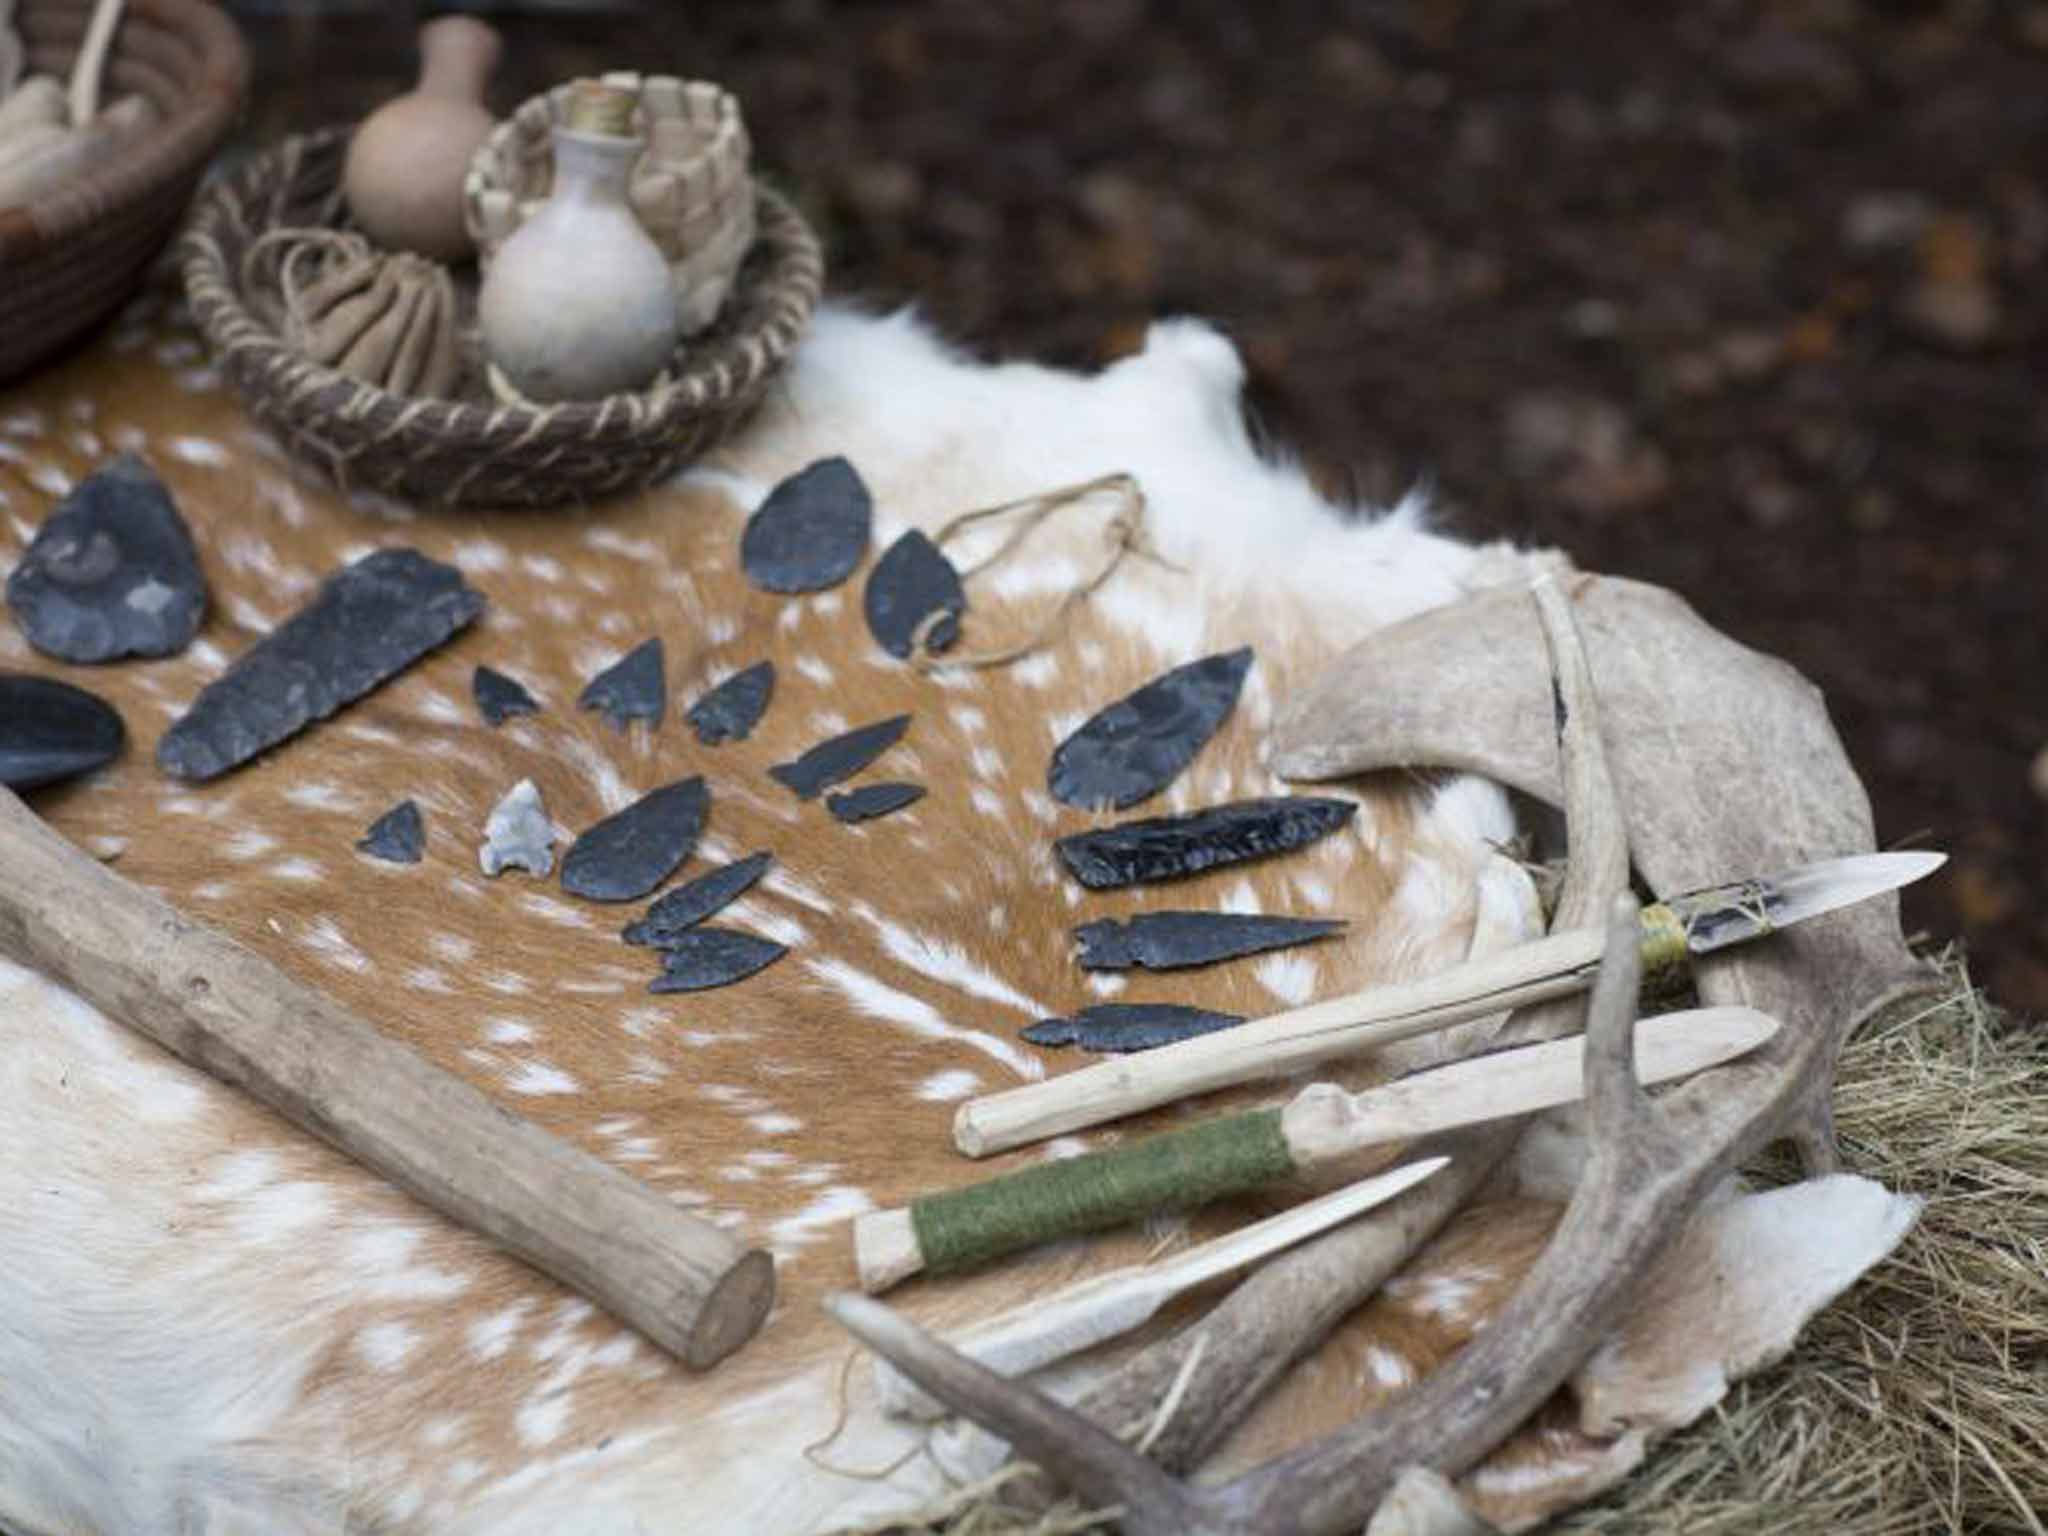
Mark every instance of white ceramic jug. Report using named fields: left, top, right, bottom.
left=477, top=82, right=680, bottom=403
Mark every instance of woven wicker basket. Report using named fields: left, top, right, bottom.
left=179, top=126, right=824, bottom=510
left=0, top=0, right=248, bottom=384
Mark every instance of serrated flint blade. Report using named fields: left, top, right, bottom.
left=1663, top=851, right=1947, bottom=954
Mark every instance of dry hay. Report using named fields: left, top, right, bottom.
left=852, top=947, right=2048, bottom=1535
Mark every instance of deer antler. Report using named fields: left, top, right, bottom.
left=826, top=887, right=1654, bottom=1536
left=959, top=574, right=1631, bottom=1507
left=830, top=571, right=1943, bottom=1532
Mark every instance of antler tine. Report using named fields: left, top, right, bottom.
left=1580, top=891, right=1650, bottom=1142
left=820, top=1292, right=1219, bottom=1536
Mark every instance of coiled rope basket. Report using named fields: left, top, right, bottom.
left=0, top=0, right=247, bottom=384
left=178, top=125, right=824, bottom=510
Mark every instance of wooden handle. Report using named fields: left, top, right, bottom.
left=0, top=787, right=774, bottom=1371
left=953, top=923, right=1608, bottom=1157
left=857, top=1108, right=1299, bottom=1290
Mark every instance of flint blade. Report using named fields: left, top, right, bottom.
left=1664, top=851, right=1946, bottom=955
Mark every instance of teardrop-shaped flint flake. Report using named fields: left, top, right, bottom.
left=1056, top=796, right=1358, bottom=891
left=623, top=851, right=774, bottom=946
left=157, top=548, right=484, bottom=782
left=1074, top=911, right=1348, bottom=971
left=1049, top=647, right=1255, bottom=812
left=0, top=672, right=124, bottom=790
left=740, top=456, right=873, bottom=594
left=826, top=781, right=926, bottom=823
left=864, top=529, right=966, bottom=660
left=768, top=714, right=910, bottom=799
left=357, top=799, right=425, bottom=864
left=5, top=454, right=208, bottom=663
left=1023, top=1003, right=1248, bottom=1053
left=578, top=637, right=665, bottom=730
left=480, top=778, right=555, bottom=878
left=473, top=664, right=540, bottom=725
left=648, top=927, right=789, bottom=993
left=561, top=775, right=709, bottom=903
left=686, top=660, right=774, bottom=745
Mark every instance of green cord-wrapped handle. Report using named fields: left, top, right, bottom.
left=911, top=1107, right=1297, bottom=1276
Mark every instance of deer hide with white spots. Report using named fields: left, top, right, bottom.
left=0, top=292, right=1906, bottom=1536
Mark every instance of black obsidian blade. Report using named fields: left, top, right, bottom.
left=0, top=673, right=124, bottom=790
left=1049, top=647, right=1255, bottom=812
left=623, top=851, right=774, bottom=945
left=156, top=548, right=484, bottom=782
left=5, top=454, right=208, bottom=663
left=826, top=781, right=926, bottom=823
left=356, top=799, right=425, bottom=864
left=578, top=637, right=665, bottom=730
left=740, top=456, right=873, bottom=593
left=472, top=664, right=540, bottom=725
left=768, top=714, right=910, bottom=799
left=560, top=776, right=708, bottom=902
left=1056, top=796, right=1358, bottom=891
left=1073, top=911, right=1348, bottom=971
left=686, top=660, right=774, bottom=745
left=649, top=927, right=789, bottom=993
left=1023, top=1003, right=1248, bottom=1053
left=864, top=529, right=966, bottom=660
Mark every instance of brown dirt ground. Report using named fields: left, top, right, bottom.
left=235, top=0, right=2048, bottom=1016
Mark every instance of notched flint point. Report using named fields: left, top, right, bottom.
left=648, top=927, right=789, bottom=993
left=740, top=456, right=873, bottom=594
left=561, top=775, right=709, bottom=902
left=826, top=781, right=925, bottom=823
left=686, top=660, right=775, bottom=745
left=1055, top=795, right=1358, bottom=890
left=356, top=799, right=425, bottom=864
left=864, top=529, right=966, bottom=660
left=480, top=778, right=555, bottom=878
left=5, top=453, right=208, bottom=664
left=578, top=637, right=666, bottom=730
left=473, top=664, right=540, bottom=725
left=768, top=714, right=910, bottom=799
left=1049, top=646, right=1255, bottom=812
left=1023, top=1003, right=1248, bottom=1053
left=156, top=547, right=484, bottom=782
left=623, top=851, right=773, bottom=946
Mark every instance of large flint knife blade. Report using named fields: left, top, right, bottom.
left=955, top=850, right=1947, bottom=1157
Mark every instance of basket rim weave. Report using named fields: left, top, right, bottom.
left=177, top=124, right=825, bottom=471
left=0, top=0, right=249, bottom=258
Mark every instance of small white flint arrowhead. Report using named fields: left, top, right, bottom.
left=480, top=778, right=556, bottom=878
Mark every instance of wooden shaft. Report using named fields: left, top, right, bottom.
left=954, top=923, right=1608, bottom=1157
left=0, top=787, right=774, bottom=1371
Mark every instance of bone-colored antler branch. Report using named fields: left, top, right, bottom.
left=823, top=891, right=1655, bottom=1536
left=836, top=574, right=1637, bottom=1525
left=832, top=571, right=1942, bottom=1532
left=963, top=574, right=1632, bottom=1511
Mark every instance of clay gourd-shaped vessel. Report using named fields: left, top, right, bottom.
left=343, top=16, right=501, bottom=262
left=477, top=82, right=680, bottom=403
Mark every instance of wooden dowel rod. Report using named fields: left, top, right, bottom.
left=0, top=786, right=774, bottom=1371
left=954, top=923, right=1609, bottom=1158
